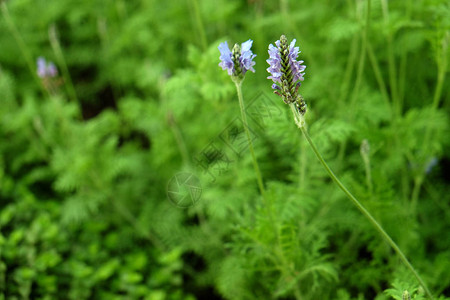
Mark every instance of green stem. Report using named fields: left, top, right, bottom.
left=380, top=0, right=412, bottom=203
left=398, top=49, right=407, bottom=111
left=361, top=142, right=373, bottom=196
left=1, top=2, right=39, bottom=86
left=299, top=136, right=307, bottom=188
left=280, top=0, right=300, bottom=39
left=381, top=0, right=400, bottom=116
left=353, top=0, right=371, bottom=100
left=432, top=72, right=446, bottom=110
left=234, top=81, right=265, bottom=196
left=397, top=0, right=413, bottom=109
left=188, top=0, right=207, bottom=51
left=366, top=41, right=390, bottom=107
left=432, top=33, right=450, bottom=109
left=49, top=25, right=79, bottom=105
left=338, top=33, right=359, bottom=105
left=290, top=105, right=433, bottom=300
left=410, top=176, right=424, bottom=215
left=348, top=0, right=369, bottom=110
left=235, top=84, right=287, bottom=297
left=167, top=111, right=191, bottom=167
left=338, top=0, right=371, bottom=166
left=364, top=162, right=373, bottom=196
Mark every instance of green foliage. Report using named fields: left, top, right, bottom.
left=1, top=0, right=449, bottom=299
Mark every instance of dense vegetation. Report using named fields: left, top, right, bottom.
left=0, top=0, right=449, bottom=299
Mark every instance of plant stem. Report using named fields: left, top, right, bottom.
left=188, top=0, right=207, bottom=51
left=360, top=141, right=373, bottom=196
left=381, top=0, right=400, bottom=116
left=290, top=105, right=433, bottom=300
left=49, top=24, right=79, bottom=105
left=234, top=81, right=265, bottom=196
left=338, top=0, right=370, bottom=167
left=1, top=2, right=39, bottom=85
left=349, top=0, right=369, bottom=109
left=299, top=136, right=307, bottom=188
left=338, top=33, right=358, bottom=105
left=366, top=41, right=390, bottom=107
left=410, top=176, right=424, bottom=215
left=397, top=0, right=413, bottom=109
left=167, top=111, right=191, bottom=167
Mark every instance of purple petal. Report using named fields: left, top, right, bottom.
left=289, top=39, right=296, bottom=50
left=47, top=62, right=58, bottom=77
left=37, top=57, right=47, bottom=78
left=218, top=41, right=234, bottom=75
left=241, top=39, right=253, bottom=53
left=288, top=40, right=306, bottom=82
left=266, top=44, right=282, bottom=83
left=218, top=41, right=231, bottom=57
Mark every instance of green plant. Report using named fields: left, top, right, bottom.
left=0, top=0, right=449, bottom=299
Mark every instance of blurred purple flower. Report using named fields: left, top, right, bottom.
left=425, top=157, right=438, bottom=174
left=47, top=62, right=58, bottom=77
left=36, top=57, right=58, bottom=78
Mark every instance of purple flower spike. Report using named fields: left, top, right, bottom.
left=266, top=35, right=307, bottom=114
left=219, top=39, right=256, bottom=81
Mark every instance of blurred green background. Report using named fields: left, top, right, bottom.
left=0, top=0, right=449, bottom=299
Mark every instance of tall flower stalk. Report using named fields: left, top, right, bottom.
left=267, top=35, right=433, bottom=299
left=219, top=40, right=265, bottom=195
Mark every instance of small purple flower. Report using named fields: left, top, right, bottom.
left=266, top=35, right=307, bottom=114
left=36, top=57, right=58, bottom=78
left=219, top=39, right=256, bottom=80
left=47, top=62, right=58, bottom=77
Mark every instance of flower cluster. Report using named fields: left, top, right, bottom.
left=37, top=57, right=58, bottom=78
left=217, top=35, right=306, bottom=114
left=219, top=40, right=256, bottom=81
left=266, top=35, right=306, bottom=114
